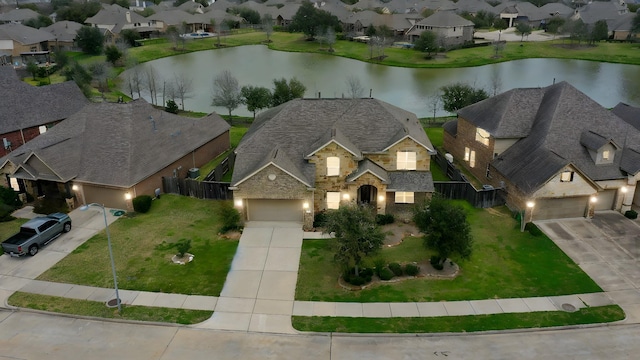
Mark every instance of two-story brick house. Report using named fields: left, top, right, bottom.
left=230, top=98, right=436, bottom=230
left=443, top=81, right=640, bottom=220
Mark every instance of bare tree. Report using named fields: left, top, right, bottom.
left=88, top=62, right=113, bottom=99
left=489, top=68, right=502, bottom=96
left=145, top=66, right=160, bottom=105
left=428, top=93, right=440, bottom=122
left=345, top=76, right=364, bottom=98
left=262, top=14, right=274, bottom=43
left=173, top=73, right=193, bottom=111
left=212, top=70, right=242, bottom=125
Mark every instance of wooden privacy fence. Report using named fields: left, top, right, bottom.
left=204, top=152, right=235, bottom=182
left=162, top=177, right=232, bottom=200
left=432, top=152, right=505, bottom=208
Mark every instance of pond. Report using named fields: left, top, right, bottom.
left=121, top=45, right=640, bottom=118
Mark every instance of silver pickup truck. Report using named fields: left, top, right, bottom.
left=1, top=213, right=72, bottom=257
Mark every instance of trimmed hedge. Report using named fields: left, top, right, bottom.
left=625, top=210, right=638, bottom=219
left=132, top=195, right=153, bottom=213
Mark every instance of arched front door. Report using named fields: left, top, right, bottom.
left=358, top=185, right=378, bottom=207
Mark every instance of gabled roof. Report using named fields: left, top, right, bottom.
left=417, top=9, right=474, bottom=27
left=346, top=158, right=389, bottom=183
left=0, top=23, right=55, bottom=44
left=1, top=100, right=230, bottom=188
left=42, top=21, right=84, bottom=42
left=148, top=9, right=195, bottom=25
left=476, top=82, right=640, bottom=195
left=579, top=130, right=619, bottom=151
left=573, top=0, right=628, bottom=24
left=0, top=67, right=88, bottom=135
left=305, top=127, right=362, bottom=159
left=450, top=0, right=495, bottom=14
left=0, top=8, right=39, bottom=23
left=611, top=102, right=640, bottom=131
left=232, top=98, right=432, bottom=188
left=85, top=4, right=146, bottom=31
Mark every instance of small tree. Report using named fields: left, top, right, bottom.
left=26, top=60, right=38, bottom=80
left=590, top=20, right=609, bottom=44
left=212, top=70, right=243, bottom=124
left=105, top=45, right=122, bottom=65
left=271, top=77, right=306, bottom=106
left=494, top=18, right=508, bottom=41
left=262, top=13, right=274, bottom=43
left=323, top=202, right=385, bottom=277
left=241, top=85, right=272, bottom=119
left=120, top=29, right=142, bottom=47
left=76, top=26, right=105, bottom=55
left=414, top=30, right=437, bottom=56
left=413, top=196, right=473, bottom=266
left=175, top=239, right=191, bottom=257
left=166, top=99, right=179, bottom=114
left=515, top=22, right=532, bottom=42
left=217, top=201, right=241, bottom=233
left=345, top=75, right=364, bottom=98
left=440, top=83, right=489, bottom=113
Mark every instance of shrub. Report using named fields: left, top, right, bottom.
left=404, top=263, right=420, bottom=276
left=0, top=203, right=16, bottom=222
left=388, top=262, right=403, bottom=276
left=0, top=186, right=21, bottom=208
left=132, top=195, right=153, bottom=213
left=165, top=99, right=179, bottom=114
left=430, top=255, right=444, bottom=270
left=525, top=222, right=543, bottom=236
left=343, top=267, right=373, bottom=285
left=175, top=238, right=191, bottom=257
left=218, top=201, right=241, bottom=233
left=379, top=267, right=394, bottom=280
left=313, top=211, right=327, bottom=228
left=625, top=210, right=638, bottom=219
left=34, top=197, right=68, bottom=214
left=373, top=258, right=386, bottom=277
left=375, top=213, right=394, bottom=225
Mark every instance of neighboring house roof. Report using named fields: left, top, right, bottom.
left=450, top=0, right=495, bottom=14
left=418, top=9, right=474, bottom=27
left=611, top=102, right=640, bottom=131
left=539, top=3, right=573, bottom=18
left=573, top=0, right=628, bottom=24
left=232, top=98, right=434, bottom=188
left=2, top=100, right=230, bottom=188
left=41, top=21, right=84, bottom=43
left=608, top=12, right=636, bottom=31
left=0, top=67, right=88, bottom=135
left=268, top=3, right=301, bottom=19
left=0, top=23, right=55, bottom=45
left=85, top=4, right=147, bottom=33
left=148, top=9, right=195, bottom=26
left=0, top=8, right=39, bottom=23
left=464, top=82, right=640, bottom=195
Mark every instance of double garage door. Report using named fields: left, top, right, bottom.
left=534, top=191, right=617, bottom=220
left=246, top=199, right=303, bottom=222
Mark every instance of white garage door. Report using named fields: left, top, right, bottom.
left=534, top=196, right=589, bottom=220
left=247, top=199, right=303, bottom=222
left=595, top=189, right=616, bottom=211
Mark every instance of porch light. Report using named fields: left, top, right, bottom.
left=378, top=195, right=385, bottom=202
left=235, top=199, right=243, bottom=207
left=303, top=202, right=309, bottom=209
left=621, top=186, right=628, bottom=193
left=590, top=195, right=598, bottom=203
left=72, top=185, right=79, bottom=191
left=526, top=201, right=535, bottom=209
left=342, top=193, right=350, bottom=200
left=124, top=192, right=132, bottom=200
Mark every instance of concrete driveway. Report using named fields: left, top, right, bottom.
left=536, top=211, right=640, bottom=322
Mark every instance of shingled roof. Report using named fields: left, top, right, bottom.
left=612, top=102, right=640, bottom=131
left=0, top=67, right=88, bottom=135
left=472, top=82, right=640, bottom=195
left=232, top=98, right=433, bottom=187
left=0, top=23, right=55, bottom=45
left=2, top=100, right=230, bottom=188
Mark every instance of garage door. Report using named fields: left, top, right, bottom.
left=595, top=189, right=616, bottom=211
left=247, top=199, right=303, bottom=222
left=534, top=196, right=589, bottom=220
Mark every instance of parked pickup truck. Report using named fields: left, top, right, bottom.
left=1, top=213, right=71, bottom=257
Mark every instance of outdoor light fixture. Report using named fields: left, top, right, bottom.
left=378, top=195, right=385, bottom=202
left=79, top=203, right=121, bottom=313
left=124, top=192, right=132, bottom=200
left=303, top=202, right=309, bottom=209
left=590, top=195, right=598, bottom=203
left=342, top=194, right=350, bottom=200
left=621, top=186, right=628, bottom=193
left=526, top=201, right=535, bottom=223
left=235, top=199, right=243, bottom=207
left=72, top=185, right=79, bottom=191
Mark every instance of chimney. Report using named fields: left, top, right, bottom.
left=126, top=11, right=131, bottom=23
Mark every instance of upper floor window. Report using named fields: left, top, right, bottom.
left=475, top=128, right=490, bottom=146
left=397, top=151, right=416, bottom=170
left=560, top=171, right=574, bottom=182
left=602, top=150, right=610, bottom=161
left=464, top=147, right=470, bottom=161
left=469, top=150, right=476, bottom=168
left=395, top=192, right=414, bottom=204
left=38, top=125, right=47, bottom=134
left=327, top=157, right=340, bottom=176
left=326, top=192, right=340, bottom=209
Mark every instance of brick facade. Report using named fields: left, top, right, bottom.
left=0, top=124, right=51, bottom=157
left=444, top=117, right=496, bottom=183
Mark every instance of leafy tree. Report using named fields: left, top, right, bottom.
left=271, top=77, right=306, bottom=106
left=105, top=45, right=122, bottom=65
left=515, top=22, right=532, bottom=41
left=494, top=18, right=508, bottom=41
left=121, top=29, right=142, bottom=47
left=590, top=20, right=609, bottom=44
left=289, top=1, right=340, bottom=40
left=229, top=7, right=261, bottom=24
left=166, top=99, right=179, bottom=114
left=23, top=15, right=53, bottom=29
left=53, top=49, right=70, bottom=69
left=111, top=0, right=130, bottom=8
left=632, top=12, right=640, bottom=40
left=440, top=83, right=489, bottom=113
left=241, top=85, right=272, bottom=119
left=564, top=19, right=588, bottom=44
left=62, top=61, right=92, bottom=97
left=414, top=30, right=437, bottom=56
left=421, top=8, right=434, bottom=18
left=212, top=70, right=243, bottom=124
left=56, top=1, right=101, bottom=23
left=76, top=26, right=104, bottom=55
left=545, top=16, right=565, bottom=35
left=323, top=202, right=385, bottom=277
left=88, top=62, right=113, bottom=97
left=413, top=196, right=473, bottom=266
left=26, top=60, right=38, bottom=80
left=136, top=8, right=155, bottom=17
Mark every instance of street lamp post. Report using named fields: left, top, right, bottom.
left=80, top=203, right=121, bottom=313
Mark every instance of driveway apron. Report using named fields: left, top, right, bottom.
left=196, top=221, right=303, bottom=334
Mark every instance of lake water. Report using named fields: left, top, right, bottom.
left=121, top=45, right=640, bottom=118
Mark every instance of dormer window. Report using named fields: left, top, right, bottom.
left=597, top=148, right=614, bottom=164
left=475, top=128, right=490, bottom=146
left=602, top=150, right=610, bottom=161
left=327, top=157, right=340, bottom=176
left=560, top=171, right=574, bottom=182
left=397, top=151, right=416, bottom=170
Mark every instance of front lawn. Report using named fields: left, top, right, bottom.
left=296, top=202, right=602, bottom=302
left=37, top=195, right=238, bottom=296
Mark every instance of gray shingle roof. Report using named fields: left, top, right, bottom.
left=0, top=23, right=55, bottom=44
left=233, top=98, right=433, bottom=187
left=418, top=9, right=474, bottom=27
left=85, top=4, right=147, bottom=31
left=481, top=82, right=640, bottom=195
left=612, top=102, right=640, bottom=131
left=0, top=8, right=39, bottom=22
left=346, top=158, right=389, bottom=183
left=3, top=100, right=230, bottom=187
left=42, top=21, right=84, bottom=42
left=0, top=67, right=88, bottom=135
left=387, top=171, right=434, bottom=192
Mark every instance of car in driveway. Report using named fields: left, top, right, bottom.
left=1, top=213, right=71, bottom=257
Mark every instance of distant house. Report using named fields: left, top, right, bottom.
left=406, top=10, right=474, bottom=48
left=572, top=0, right=629, bottom=25
left=0, top=8, right=39, bottom=24
left=231, top=98, right=436, bottom=229
left=85, top=4, right=162, bottom=42
left=0, top=100, right=230, bottom=210
left=0, top=66, right=88, bottom=159
left=0, top=23, right=55, bottom=66
left=443, top=82, right=640, bottom=221
left=41, top=21, right=84, bottom=52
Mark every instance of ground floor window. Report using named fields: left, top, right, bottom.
left=395, top=192, right=414, bottom=204
left=326, top=191, right=340, bottom=209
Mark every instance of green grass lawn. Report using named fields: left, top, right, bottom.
left=295, top=202, right=602, bottom=302
left=292, top=305, right=624, bottom=333
left=37, top=195, right=238, bottom=296
left=7, top=292, right=211, bottom=325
